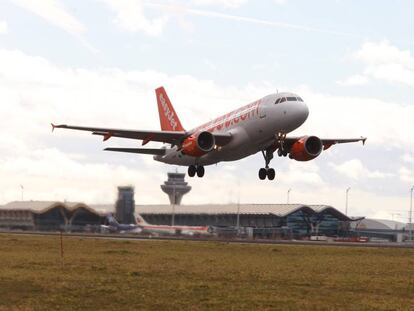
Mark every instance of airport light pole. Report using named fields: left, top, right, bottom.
left=20, top=185, right=24, bottom=201
left=410, top=186, right=414, bottom=242
left=287, top=188, right=291, bottom=204
left=236, top=181, right=241, bottom=232
left=345, top=187, right=351, bottom=216
left=236, top=200, right=240, bottom=231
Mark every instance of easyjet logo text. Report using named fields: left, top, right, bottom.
left=195, top=100, right=260, bottom=132
left=159, top=94, right=178, bottom=131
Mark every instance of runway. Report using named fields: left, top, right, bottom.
left=2, top=230, right=414, bottom=249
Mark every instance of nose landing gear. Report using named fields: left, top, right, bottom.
left=276, top=132, right=289, bottom=157
left=188, top=165, right=205, bottom=178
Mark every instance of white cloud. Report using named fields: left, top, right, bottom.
left=341, top=40, right=414, bottom=87
left=9, top=0, right=86, bottom=35
left=0, top=148, right=164, bottom=204
left=100, top=0, right=169, bottom=36
left=8, top=0, right=98, bottom=52
left=0, top=48, right=410, bottom=219
left=1, top=49, right=411, bottom=155
left=402, top=154, right=414, bottom=164
left=284, top=161, right=325, bottom=186
left=0, top=48, right=271, bottom=205
left=191, top=0, right=248, bottom=8
left=273, top=0, right=287, bottom=5
left=337, top=74, right=369, bottom=86
left=146, top=3, right=359, bottom=38
left=354, top=40, right=414, bottom=66
left=0, top=20, right=8, bottom=34
left=294, top=86, right=414, bottom=152
left=330, top=159, right=393, bottom=180
left=399, top=167, right=414, bottom=183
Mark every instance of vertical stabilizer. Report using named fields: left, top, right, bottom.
left=136, top=214, right=149, bottom=225
left=107, top=214, right=119, bottom=228
left=155, top=87, right=185, bottom=132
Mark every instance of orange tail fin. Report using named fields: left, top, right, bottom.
left=155, top=87, right=185, bottom=132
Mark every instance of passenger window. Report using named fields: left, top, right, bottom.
left=287, top=97, right=297, bottom=101
left=280, top=97, right=286, bottom=103
left=275, top=98, right=281, bottom=104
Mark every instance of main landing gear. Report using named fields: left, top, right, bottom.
left=258, top=132, right=289, bottom=180
left=188, top=165, right=205, bottom=178
left=259, top=148, right=276, bottom=180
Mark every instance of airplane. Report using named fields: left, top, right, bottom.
left=52, top=86, right=366, bottom=180
left=102, top=214, right=212, bottom=236
left=135, top=214, right=213, bottom=237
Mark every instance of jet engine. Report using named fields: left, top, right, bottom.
left=182, top=131, right=215, bottom=157
left=289, top=136, right=323, bottom=161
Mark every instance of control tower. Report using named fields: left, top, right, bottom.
left=115, top=186, right=136, bottom=224
left=161, top=172, right=191, bottom=205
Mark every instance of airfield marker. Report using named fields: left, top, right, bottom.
left=60, top=230, right=64, bottom=268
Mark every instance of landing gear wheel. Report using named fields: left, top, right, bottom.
left=267, top=168, right=275, bottom=180
left=188, top=165, right=196, bottom=177
left=196, top=166, right=205, bottom=178
left=260, top=148, right=276, bottom=180
left=277, top=148, right=288, bottom=157
left=258, top=168, right=267, bottom=180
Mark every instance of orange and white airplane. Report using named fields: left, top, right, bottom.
left=52, top=87, right=366, bottom=180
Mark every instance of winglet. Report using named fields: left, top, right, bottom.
left=103, top=132, right=112, bottom=142
left=362, top=137, right=367, bottom=145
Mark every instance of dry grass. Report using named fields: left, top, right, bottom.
left=1, top=234, right=414, bottom=310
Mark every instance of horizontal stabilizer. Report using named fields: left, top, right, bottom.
left=104, top=147, right=166, bottom=156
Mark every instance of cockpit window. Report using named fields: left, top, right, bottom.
left=297, top=97, right=304, bottom=102
left=280, top=97, right=286, bottom=103
left=287, top=97, right=297, bottom=101
left=275, top=98, right=281, bottom=104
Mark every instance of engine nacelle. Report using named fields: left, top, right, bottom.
left=182, top=131, right=215, bottom=157
left=289, top=136, right=323, bottom=161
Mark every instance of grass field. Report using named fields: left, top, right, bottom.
left=1, top=234, right=414, bottom=311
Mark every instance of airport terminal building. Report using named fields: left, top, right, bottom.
left=0, top=200, right=358, bottom=238
left=0, top=201, right=105, bottom=232
left=0, top=177, right=362, bottom=238
left=4, top=175, right=413, bottom=241
left=134, top=204, right=355, bottom=238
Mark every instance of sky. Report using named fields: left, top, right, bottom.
left=0, top=0, right=414, bottom=221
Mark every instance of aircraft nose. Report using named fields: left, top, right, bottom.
left=295, top=101, right=309, bottom=125
left=302, top=102, right=309, bottom=120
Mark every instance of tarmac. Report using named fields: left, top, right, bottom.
left=2, top=230, right=414, bottom=249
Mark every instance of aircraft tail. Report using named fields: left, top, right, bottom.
left=136, top=214, right=149, bottom=225
left=107, top=214, right=120, bottom=228
left=155, top=87, right=185, bottom=132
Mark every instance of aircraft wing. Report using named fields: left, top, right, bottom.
left=52, top=124, right=233, bottom=147
left=319, top=137, right=367, bottom=149
left=104, top=147, right=166, bottom=155
left=52, top=124, right=186, bottom=145
left=285, top=136, right=367, bottom=149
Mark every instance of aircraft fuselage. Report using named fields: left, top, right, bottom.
left=154, top=92, right=309, bottom=166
